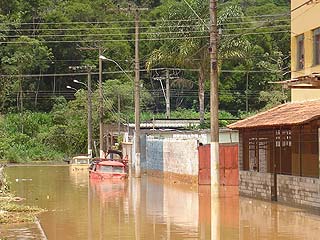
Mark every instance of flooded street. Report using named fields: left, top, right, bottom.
left=2, top=166, right=320, bottom=239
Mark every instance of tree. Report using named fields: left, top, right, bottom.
left=1, top=36, right=53, bottom=112
left=146, top=0, right=249, bottom=123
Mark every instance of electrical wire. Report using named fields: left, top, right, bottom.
left=0, top=67, right=286, bottom=78
left=2, top=18, right=289, bottom=32
left=0, top=30, right=289, bottom=44
left=3, top=25, right=290, bottom=39
left=0, top=13, right=290, bottom=26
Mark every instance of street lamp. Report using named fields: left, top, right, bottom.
left=66, top=85, right=78, bottom=92
left=73, top=78, right=93, bottom=158
left=99, top=56, right=133, bottom=81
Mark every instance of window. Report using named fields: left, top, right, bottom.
left=314, top=28, right=320, bottom=65
left=297, top=34, right=304, bottom=70
left=100, top=165, right=113, bottom=172
left=113, top=166, right=124, bottom=173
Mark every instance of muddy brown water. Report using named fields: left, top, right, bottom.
left=2, top=166, right=320, bottom=239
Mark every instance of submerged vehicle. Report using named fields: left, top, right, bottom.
left=68, top=155, right=91, bottom=171
left=89, top=160, right=127, bottom=180
left=89, top=150, right=128, bottom=180
left=105, top=150, right=128, bottom=172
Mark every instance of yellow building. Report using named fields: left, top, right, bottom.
left=290, top=0, right=320, bottom=102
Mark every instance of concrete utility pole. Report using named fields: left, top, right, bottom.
left=117, top=5, right=148, bottom=178
left=209, top=0, right=219, bottom=187
left=165, top=69, right=171, bottom=119
left=87, top=69, right=93, bottom=158
left=134, top=9, right=141, bottom=178
left=77, top=47, right=105, bottom=158
left=152, top=69, right=179, bottom=119
left=69, top=65, right=93, bottom=158
left=99, top=48, right=105, bottom=158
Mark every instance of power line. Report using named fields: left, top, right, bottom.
left=0, top=68, right=285, bottom=78
left=3, top=18, right=289, bottom=32
left=0, top=30, right=289, bottom=44
left=0, top=13, right=289, bottom=26
left=3, top=25, right=290, bottom=39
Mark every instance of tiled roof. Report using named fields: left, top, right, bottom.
left=228, top=100, right=320, bottom=129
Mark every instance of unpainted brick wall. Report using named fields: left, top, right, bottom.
left=277, top=175, right=320, bottom=208
left=239, top=171, right=272, bottom=200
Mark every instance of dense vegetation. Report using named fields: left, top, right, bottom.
left=0, top=0, right=290, bottom=162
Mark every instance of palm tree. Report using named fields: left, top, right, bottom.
left=146, top=0, right=250, bottom=124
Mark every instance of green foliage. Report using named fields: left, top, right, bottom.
left=0, top=0, right=291, bottom=161
left=0, top=112, right=63, bottom=163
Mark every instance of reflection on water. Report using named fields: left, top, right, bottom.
left=4, top=166, right=320, bottom=239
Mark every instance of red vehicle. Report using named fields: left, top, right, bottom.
left=105, top=150, right=128, bottom=171
left=89, top=160, right=127, bottom=180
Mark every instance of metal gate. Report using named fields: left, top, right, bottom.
left=220, top=144, right=239, bottom=186
left=198, top=145, right=211, bottom=185
left=198, top=144, right=239, bottom=186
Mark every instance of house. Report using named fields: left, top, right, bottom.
left=228, top=1, right=320, bottom=208
left=228, top=100, right=320, bottom=207
left=277, top=0, right=320, bottom=101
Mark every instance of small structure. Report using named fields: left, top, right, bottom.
left=136, top=128, right=238, bottom=185
left=228, top=100, right=320, bottom=208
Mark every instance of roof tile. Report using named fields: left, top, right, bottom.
left=228, top=100, right=320, bottom=129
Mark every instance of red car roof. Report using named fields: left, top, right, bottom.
left=97, top=161, right=125, bottom=167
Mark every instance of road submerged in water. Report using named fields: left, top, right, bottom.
left=2, top=165, right=320, bottom=239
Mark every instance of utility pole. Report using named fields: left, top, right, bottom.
left=69, top=65, right=93, bottom=158
left=209, top=0, right=219, bottom=188
left=99, top=48, right=105, bottom=158
left=117, top=5, right=148, bottom=178
left=134, top=9, right=141, bottom=178
left=77, top=47, right=105, bottom=158
left=165, top=69, right=171, bottom=119
left=152, top=69, right=178, bottom=119
left=87, top=68, right=93, bottom=158
left=209, top=3, right=220, bottom=240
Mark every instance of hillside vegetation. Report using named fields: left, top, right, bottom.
left=0, top=0, right=290, bottom=161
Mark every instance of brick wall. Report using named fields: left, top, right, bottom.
left=277, top=175, right=320, bottom=208
left=239, top=171, right=273, bottom=200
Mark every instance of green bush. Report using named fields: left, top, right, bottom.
left=0, top=112, right=65, bottom=163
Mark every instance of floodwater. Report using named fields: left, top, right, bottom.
left=2, top=166, right=320, bottom=239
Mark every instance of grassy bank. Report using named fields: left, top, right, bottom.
left=0, top=167, right=44, bottom=224
left=0, top=194, right=44, bottom=224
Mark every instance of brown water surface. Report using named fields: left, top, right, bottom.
left=4, top=166, right=320, bottom=239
